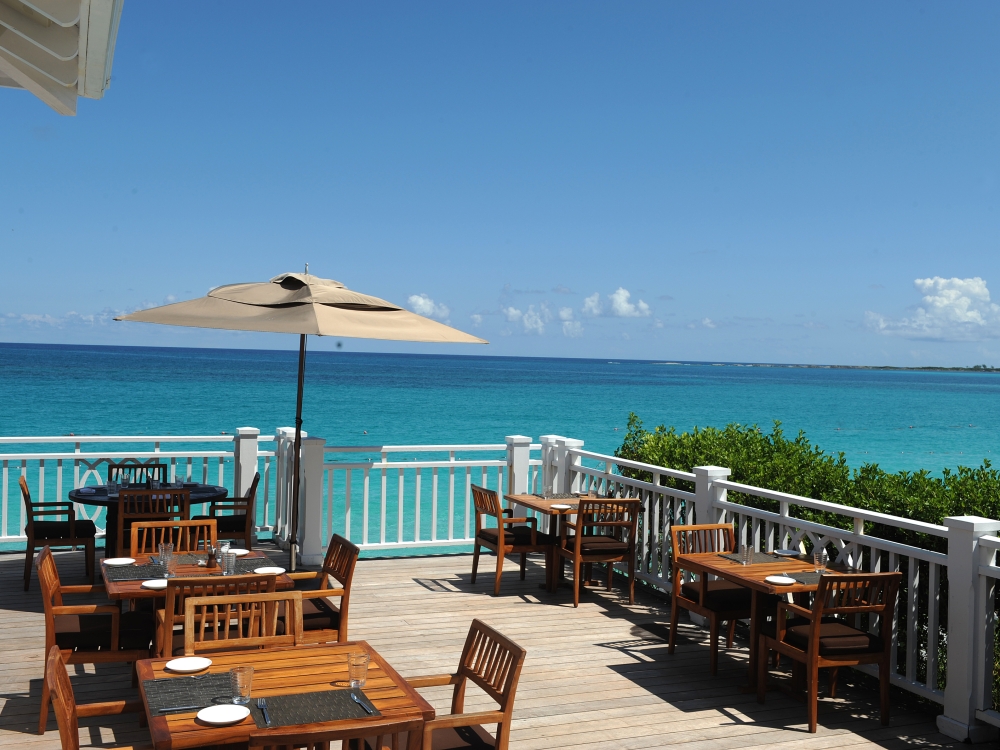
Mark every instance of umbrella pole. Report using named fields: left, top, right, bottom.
left=289, top=333, right=307, bottom=571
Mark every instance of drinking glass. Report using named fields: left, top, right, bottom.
left=587, top=486, right=597, bottom=498
left=741, top=545, right=753, bottom=566
left=814, top=548, right=828, bottom=573
left=348, top=652, right=370, bottom=688
left=222, top=551, right=237, bottom=576
left=230, top=666, right=253, bottom=704
left=158, top=542, right=173, bottom=576
left=107, top=481, right=118, bottom=496
left=150, top=479, right=160, bottom=490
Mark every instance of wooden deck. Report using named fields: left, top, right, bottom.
left=0, top=545, right=961, bottom=750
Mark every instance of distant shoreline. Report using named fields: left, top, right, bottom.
left=653, top=361, right=1000, bottom=373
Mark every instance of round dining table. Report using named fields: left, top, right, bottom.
left=68, top=483, right=227, bottom=557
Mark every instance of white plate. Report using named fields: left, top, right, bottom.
left=141, top=579, right=168, bottom=590
left=77, top=487, right=95, bottom=495
left=228, top=548, right=250, bottom=556
left=165, top=657, right=212, bottom=673
left=550, top=504, right=572, bottom=510
left=196, top=704, right=249, bottom=725
left=773, top=549, right=801, bottom=557
left=103, top=558, right=136, bottom=566
left=254, top=566, right=286, bottom=575
left=765, top=575, right=797, bottom=585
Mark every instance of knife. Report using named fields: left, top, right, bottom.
left=351, top=691, right=374, bottom=715
left=158, top=705, right=201, bottom=713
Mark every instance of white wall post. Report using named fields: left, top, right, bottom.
left=692, top=466, right=730, bottom=525
left=297, top=437, right=326, bottom=566
left=505, top=435, right=533, bottom=525
left=558, top=438, right=584, bottom=495
left=233, top=427, right=259, bottom=498
left=538, top=435, right=560, bottom=495
left=937, top=516, right=1000, bottom=743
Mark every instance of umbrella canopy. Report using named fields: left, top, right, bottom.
left=116, top=272, right=486, bottom=567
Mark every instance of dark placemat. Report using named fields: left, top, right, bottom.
left=152, top=554, right=206, bottom=565
left=532, top=493, right=577, bottom=500
left=787, top=571, right=827, bottom=585
left=105, top=563, right=166, bottom=581
left=234, top=557, right=280, bottom=574
left=249, top=688, right=380, bottom=728
left=719, top=551, right=790, bottom=565
left=143, top=673, right=233, bottom=714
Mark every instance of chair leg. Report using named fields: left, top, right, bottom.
left=38, top=675, right=49, bottom=734
left=709, top=615, right=720, bottom=675
left=24, top=543, right=33, bottom=591
left=828, top=667, right=839, bottom=698
left=572, top=559, right=582, bottom=608
left=86, top=539, right=95, bottom=584
left=756, top=636, right=768, bottom=703
left=807, top=661, right=819, bottom=733
left=627, top=556, right=635, bottom=604
left=470, top=543, right=480, bottom=584
left=606, top=562, right=613, bottom=591
left=879, top=660, right=890, bottom=725
left=726, top=619, right=736, bottom=648
left=668, top=589, right=679, bottom=655
left=519, top=553, right=526, bottom=580
left=493, top=551, right=504, bottom=597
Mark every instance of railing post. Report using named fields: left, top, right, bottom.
left=297, top=437, right=326, bottom=566
left=692, top=466, right=730, bottom=525
left=538, top=435, right=560, bottom=495
left=558, top=438, right=584, bottom=494
left=506, top=435, right=533, bottom=524
left=233, top=427, right=259, bottom=498
left=937, top=516, right=1000, bottom=743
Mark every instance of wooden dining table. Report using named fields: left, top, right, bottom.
left=675, top=551, right=854, bottom=688
left=101, top=552, right=294, bottom=601
left=504, top=493, right=582, bottom=592
left=137, top=641, right=435, bottom=749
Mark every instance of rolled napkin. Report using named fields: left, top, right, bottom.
left=77, top=487, right=96, bottom=495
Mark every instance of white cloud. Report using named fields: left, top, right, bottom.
left=654, top=319, right=664, bottom=328
left=522, top=305, right=545, bottom=334
left=609, top=287, right=651, bottom=317
left=582, top=293, right=602, bottom=316
left=503, top=306, right=522, bottom=322
left=558, top=307, right=574, bottom=321
left=702, top=318, right=716, bottom=329
left=470, top=314, right=483, bottom=326
left=408, top=294, right=450, bottom=320
left=562, top=320, right=583, bottom=337
left=867, top=277, right=1000, bottom=341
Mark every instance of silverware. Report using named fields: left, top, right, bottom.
left=158, top=705, right=200, bottom=713
left=257, top=697, right=271, bottom=725
left=351, top=691, right=374, bottom=715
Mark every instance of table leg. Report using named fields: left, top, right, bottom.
left=104, top=505, right=118, bottom=558
left=747, top=590, right=762, bottom=689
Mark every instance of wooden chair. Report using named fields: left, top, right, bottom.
left=155, top=574, right=278, bottom=657
left=470, top=484, right=554, bottom=596
left=287, top=533, right=359, bottom=644
left=406, top=619, right=526, bottom=750
left=667, top=523, right=753, bottom=675
left=45, top=646, right=152, bottom=750
left=193, top=471, right=259, bottom=550
left=115, top=488, right=189, bottom=558
left=36, top=547, right=153, bottom=735
left=249, top=714, right=424, bottom=750
left=106, top=462, right=168, bottom=486
left=182, top=590, right=304, bottom=656
left=20, top=476, right=96, bottom=590
left=758, top=571, right=902, bottom=733
left=129, top=519, right=217, bottom=557
left=556, top=498, right=639, bottom=608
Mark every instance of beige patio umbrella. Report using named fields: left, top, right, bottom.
left=116, top=271, right=486, bottom=568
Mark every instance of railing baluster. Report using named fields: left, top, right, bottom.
left=362, top=468, right=370, bottom=545
left=906, top=556, right=920, bottom=682
left=926, top=561, right=940, bottom=691
left=448, top=464, right=455, bottom=541
left=431, top=467, right=438, bottom=542
left=397, top=468, right=404, bottom=544
left=344, top=469, right=352, bottom=541
left=414, top=469, right=421, bottom=543
left=327, top=468, right=334, bottom=541
left=380, top=466, right=387, bottom=545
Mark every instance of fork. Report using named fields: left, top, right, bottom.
left=256, top=697, right=271, bottom=726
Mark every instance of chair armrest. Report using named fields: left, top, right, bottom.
left=502, top=508, right=513, bottom=517
left=778, top=601, right=814, bottom=620
left=53, top=604, right=120, bottom=616
left=405, top=673, right=460, bottom=688
left=60, top=584, right=108, bottom=595
left=32, top=502, right=75, bottom=510
left=563, top=520, right=578, bottom=530
left=502, top=517, right=536, bottom=526
left=425, top=710, right=506, bottom=730
left=287, top=571, right=320, bottom=582
left=300, top=588, right=345, bottom=599
left=76, top=699, right=144, bottom=718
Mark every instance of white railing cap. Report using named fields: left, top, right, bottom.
left=0, top=435, right=237, bottom=444
left=943, top=516, right=1000, bottom=533
left=324, top=444, right=509, bottom=453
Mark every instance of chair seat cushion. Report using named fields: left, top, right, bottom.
left=33, top=520, right=97, bottom=540
left=192, top=514, right=247, bottom=534
left=680, top=580, right=752, bottom=612
left=54, top=610, right=153, bottom=652
left=477, top=526, right=553, bottom=547
left=302, top=595, right=342, bottom=632
left=785, top=620, right=885, bottom=656
left=564, top=534, right=630, bottom=556
left=427, top=723, right=497, bottom=750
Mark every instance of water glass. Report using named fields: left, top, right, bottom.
left=348, top=652, right=370, bottom=688
left=107, top=481, right=118, bottom=496
left=814, top=548, right=828, bottom=573
left=740, top=545, right=753, bottom=566
left=222, top=551, right=237, bottom=576
left=230, top=666, right=253, bottom=704
left=150, top=479, right=160, bottom=489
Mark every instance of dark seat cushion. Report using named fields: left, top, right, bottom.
left=427, top=723, right=497, bottom=750
left=477, top=526, right=553, bottom=547
left=302, top=595, right=342, bottom=632
left=192, top=514, right=247, bottom=534
left=54, top=610, right=154, bottom=652
left=680, top=579, right=752, bottom=613
left=564, top=534, right=630, bottom=556
left=785, top=620, right=885, bottom=656
left=33, top=520, right=97, bottom=540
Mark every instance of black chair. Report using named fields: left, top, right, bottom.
left=193, top=472, right=259, bottom=549
left=20, top=477, right=96, bottom=590
left=106, top=462, right=168, bottom=486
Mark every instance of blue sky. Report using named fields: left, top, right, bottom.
left=2, top=2, right=998, bottom=366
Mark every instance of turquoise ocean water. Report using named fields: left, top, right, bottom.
left=2, top=342, right=998, bottom=552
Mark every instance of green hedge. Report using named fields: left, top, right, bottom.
left=614, top=413, right=1000, bottom=553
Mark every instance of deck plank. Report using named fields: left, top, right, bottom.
left=0, top=546, right=961, bottom=749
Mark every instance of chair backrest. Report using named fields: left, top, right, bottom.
left=450, top=619, right=526, bottom=748
left=670, top=523, right=736, bottom=561
left=314, top=534, right=360, bottom=637
left=35, top=547, right=64, bottom=651
left=116, top=489, right=189, bottom=555
left=471, top=485, right=506, bottom=543
left=19, top=476, right=35, bottom=534
left=249, top=715, right=424, bottom=750
left=107, top=461, right=168, bottom=485
left=575, top=499, right=639, bottom=541
left=183, top=590, right=303, bottom=655
left=812, top=572, right=902, bottom=643
left=45, top=646, right=81, bottom=750
left=130, top=519, right=218, bottom=556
